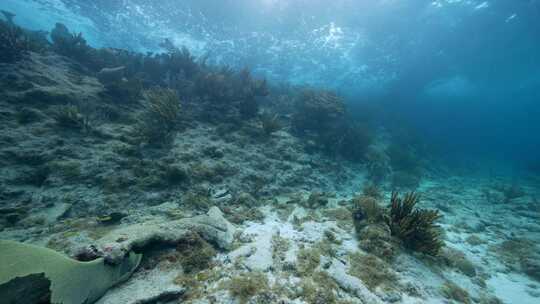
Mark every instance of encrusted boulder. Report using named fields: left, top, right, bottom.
left=93, top=206, right=236, bottom=264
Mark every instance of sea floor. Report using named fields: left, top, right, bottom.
left=1, top=53, right=539, bottom=304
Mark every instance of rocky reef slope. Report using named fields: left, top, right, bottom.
left=0, top=33, right=539, bottom=304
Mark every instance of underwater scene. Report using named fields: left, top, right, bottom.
left=0, top=0, right=539, bottom=303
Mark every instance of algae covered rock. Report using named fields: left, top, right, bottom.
left=94, top=206, right=236, bottom=264
left=326, top=259, right=383, bottom=304
left=0, top=240, right=142, bottom=304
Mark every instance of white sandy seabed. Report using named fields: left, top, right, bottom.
left=90, top=175, right=540, bottom=304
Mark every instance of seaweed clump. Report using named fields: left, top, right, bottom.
left=228, top=272, right=269, bottom=304
left=298, top=271, right=339, bottom=304
left=352, top=195, right=395, bottom=260
left=295, top=247, right=321, bottom=276
left=348, top=251, right=397, bottom=291
left=176, top=232, right=217, bottom=274
left=388, top=192, right=443, bottom=256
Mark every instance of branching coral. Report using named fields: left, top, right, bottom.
left=292, top=88, right=345, bottom=134
left=159, top=40, right=200, bottom=78
left=194, top=66, right=268, bottom=120
left=0, top=20, right=27, bottom=63
left=237, top=70, right=268, bottom=118
left=143, top=88, right=181, bottom=130
left=135, top=87, right=181, bottom=145
left=388, top=192, right=443, bottom=256
left=261, top=113, right=282, bottom=136
left=0, top=16, right=46, bottom=63
left=51, top=23, right=94, bottom=65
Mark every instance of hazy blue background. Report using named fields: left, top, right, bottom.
left=2, top=0, right=539, bottom=172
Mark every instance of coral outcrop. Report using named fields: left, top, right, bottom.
left=90, top=207, right=235, bottom=264
left=292, top=89, right=345, bottom=134
left=51, top=23, right=94, bottom=66
left=134, top=87, right=182, bottom=145
left=0, top=14, right=46, bottom=63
